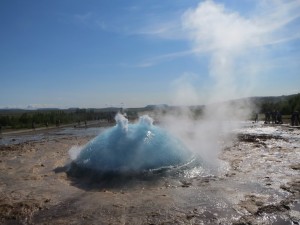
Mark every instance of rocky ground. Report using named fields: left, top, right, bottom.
left=0, top=123, right=299, bottom=224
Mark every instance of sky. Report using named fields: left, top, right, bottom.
left=1, top=0, right=300, bottom=108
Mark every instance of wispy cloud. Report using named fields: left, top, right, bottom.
left=182, top=0, right=300, bottom=53
left=180, top=0, right=300, bottom=101
left=60, top=1, right=300, bottom=72
left=133, top=0, right=300, bottom=67
left=59, top=11, right=107, bottom=30
left=124, top=5, right=141, bottom=12
left=134, top=21, right=185, bottom=40
left=74, top=12, right=93, bottom=23
left=137, top=0, right=300, bottom=46
left=120, top=49, right=200, bottom=68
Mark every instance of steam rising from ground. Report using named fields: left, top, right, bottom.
left=159, top=1, right=288, bottom=164
left=159, top=0, right=300, bottom=165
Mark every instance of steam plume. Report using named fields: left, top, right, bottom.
left=161, top=0, right=300, bottom=165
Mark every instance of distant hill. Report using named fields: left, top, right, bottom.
left=0, top=93, right=299, bottom=116
left=1, top=93, right=299, bottom=130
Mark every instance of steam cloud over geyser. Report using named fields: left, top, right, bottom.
left=68, top=114, right=194, bottom=176
left=157, top=0, right=300, bottom=166
left=180, top=0, right=300, bottom=102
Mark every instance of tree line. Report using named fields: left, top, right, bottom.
left=0, top=109, right=132, bottom=130
left=254, top=93, right=300, bottom=114
left=0, top=94, right=299, bottom=130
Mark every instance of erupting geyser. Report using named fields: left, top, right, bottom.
left=68, top=114, right=193, bottom=176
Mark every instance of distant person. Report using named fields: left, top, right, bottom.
left=45, top=122, right=49, bottom=128
left=294, top=111, right=300, bottom=126
left=292, top=111, right=300, bottom=126
left=264, top=112, right=267, bottom=124
left=32, top=121, right=35, bottom=130
left=254, top=113, right=258, bottom=123
left=291, top=112, right=295, bottom=126
left=271, top=111, right=276, bottom=124
left=276, top=111, right=282, bottom=124
left=265, top=112, right=270, bottom=124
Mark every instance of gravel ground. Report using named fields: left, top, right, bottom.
left=0, top=123, right=299, bottom=224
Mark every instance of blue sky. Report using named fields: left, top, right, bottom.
left=1, top=0, right=300, bottom=108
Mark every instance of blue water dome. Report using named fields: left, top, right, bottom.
left=69, top=114, right=193, bottom=174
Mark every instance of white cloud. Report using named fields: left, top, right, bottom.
left=135, top=21, right=185, bottom=40
left=125, top=49, right=198, bottom=68
left=179, top=0, right=300, bottom=101
left=134, top=0, right=300, bottom=69
left=182, top=0, right=300, bottom=53
left=59, top=12, right=107, bottom=30
left=74, top=12, right=93, bottom=23
left=182, top=2, right=258, bottom=53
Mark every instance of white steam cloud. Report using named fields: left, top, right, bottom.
left=160, top=0, right=300, bottom=166
left=182, top=0, right=300, bottom=101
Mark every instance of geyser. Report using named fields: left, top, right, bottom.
left=68, top=114, right=193, bottom=176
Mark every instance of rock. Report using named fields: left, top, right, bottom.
left=186, top=214, right=195, bottom=220
left=255, top=204, right=287, bottom=215
left=290, top=164, right=300, bottom=170
left=281, top=179, right=300, bottom=194
left=180, top=180, right=192, bottom=188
